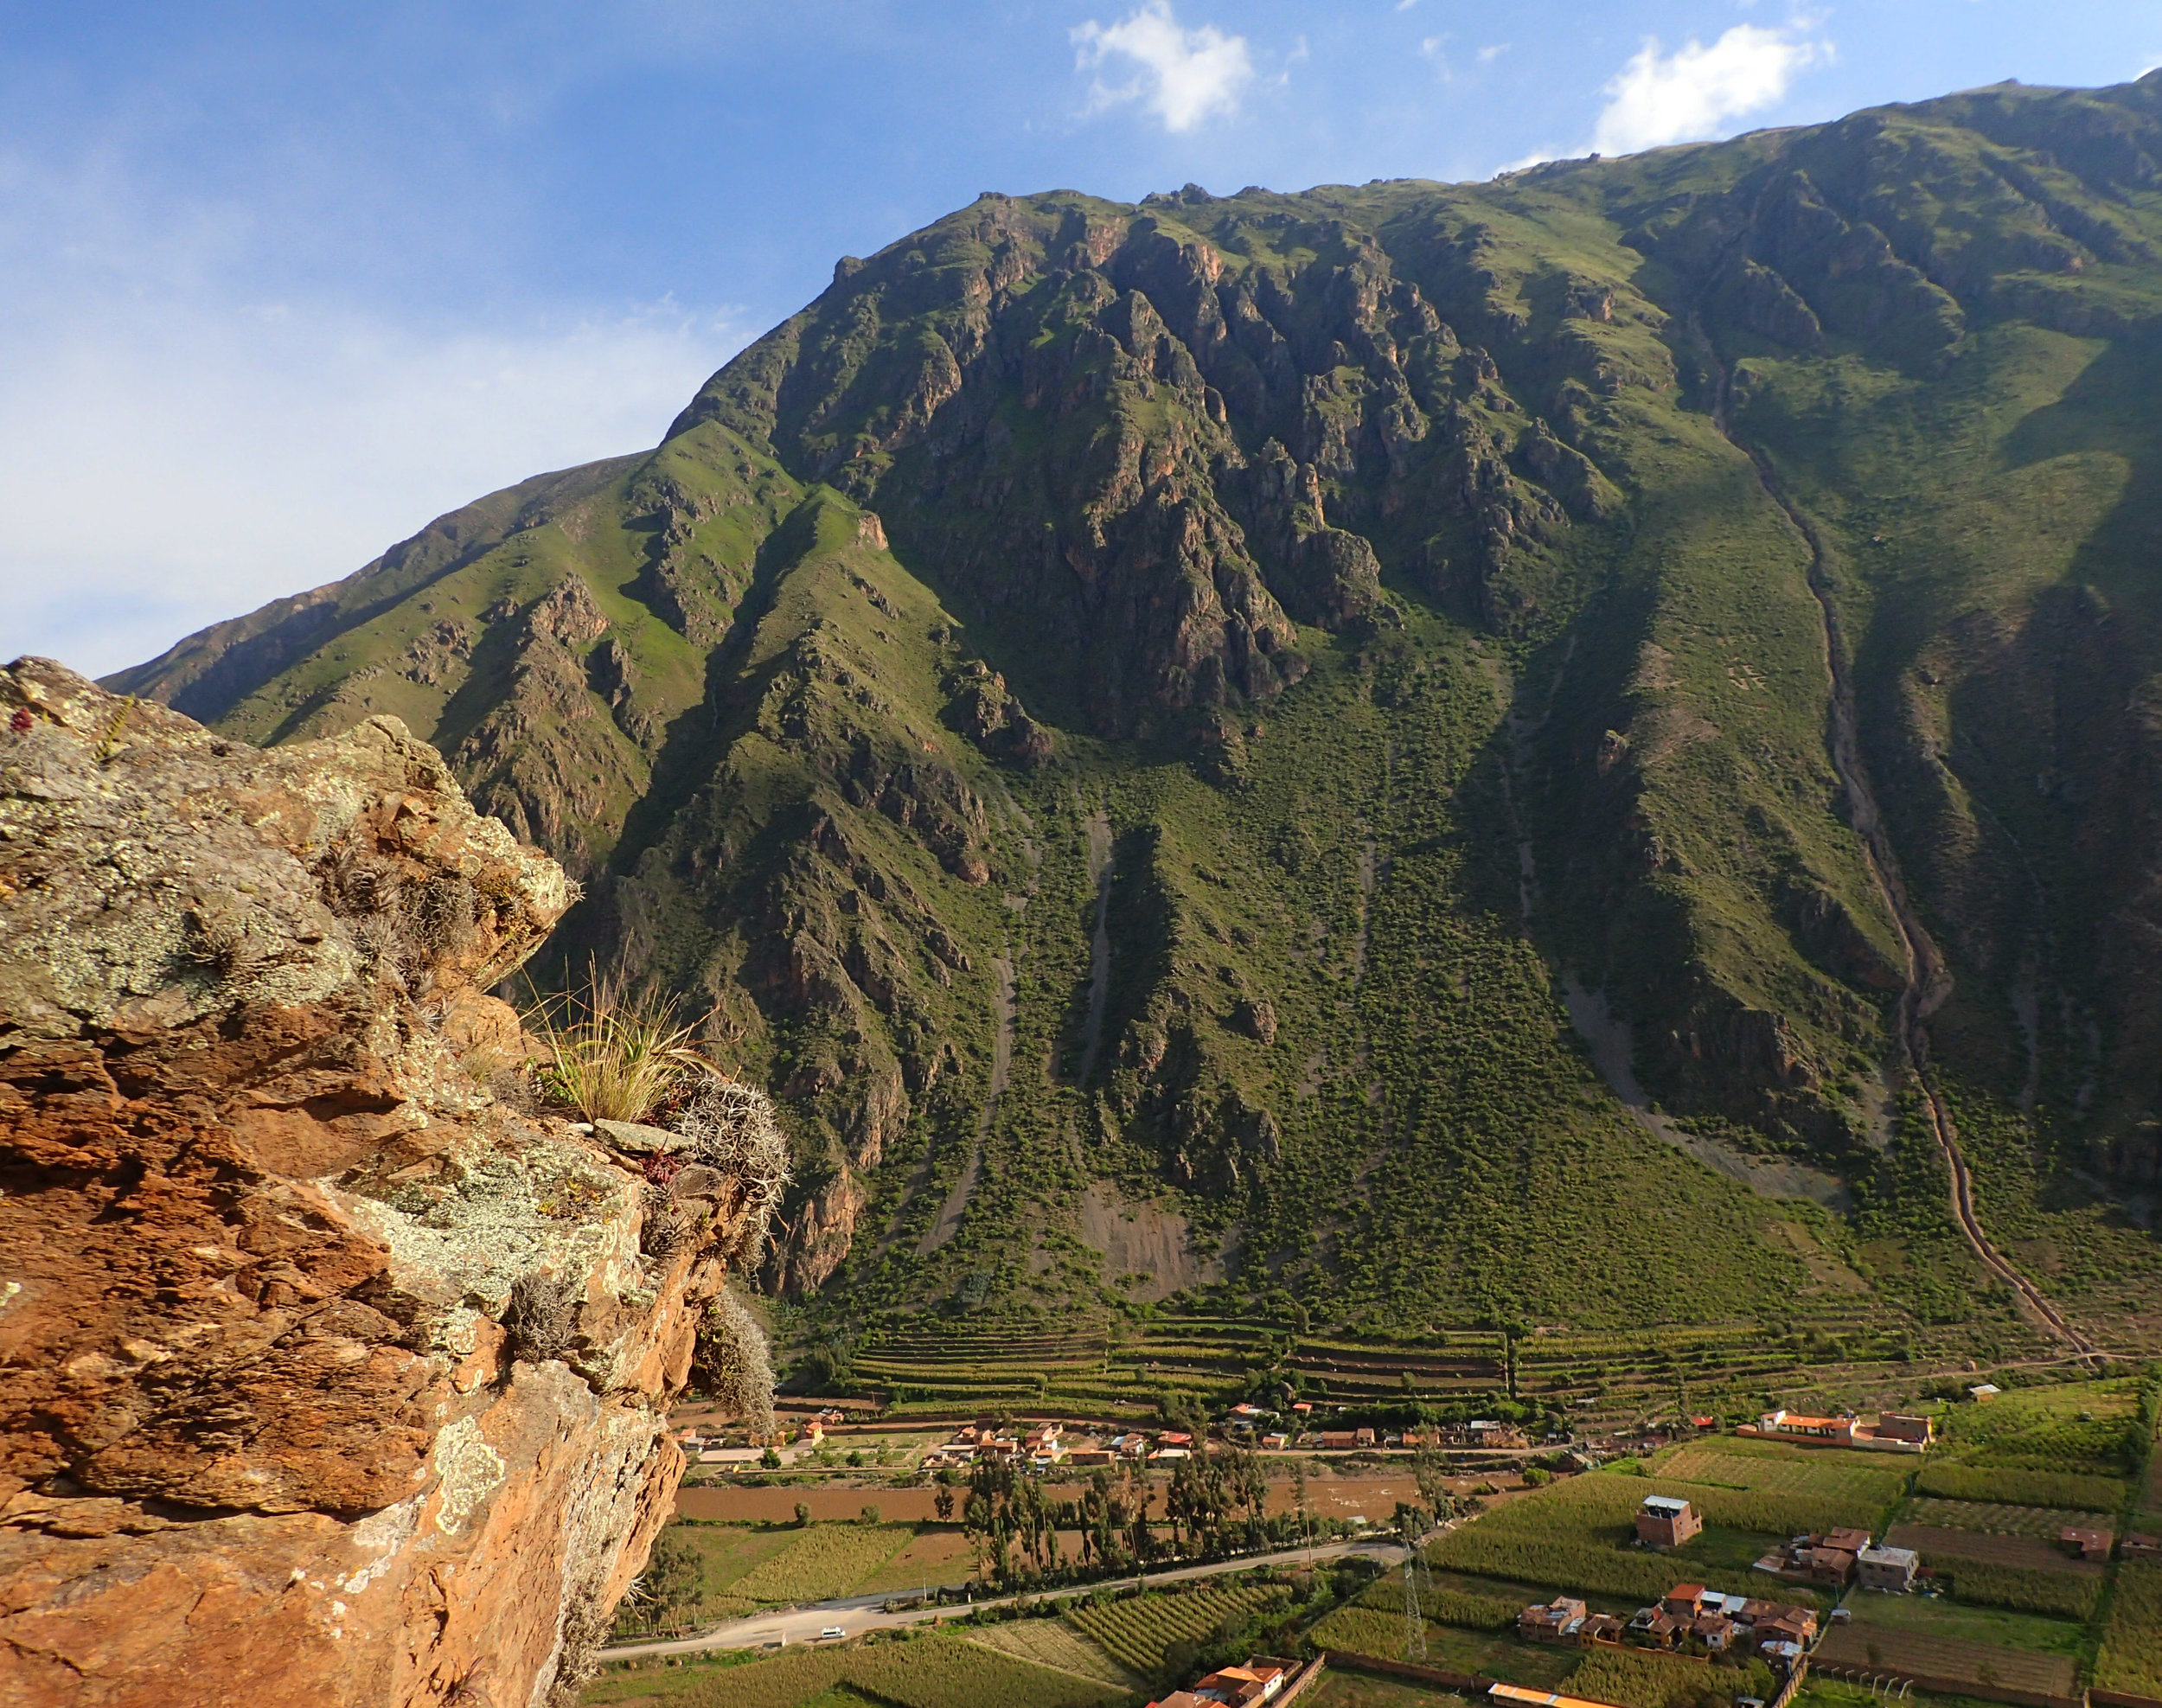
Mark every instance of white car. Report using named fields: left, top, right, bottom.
left=818, top=1627, right=847, bottom=1641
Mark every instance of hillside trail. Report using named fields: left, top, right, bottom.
left=917, top=951, right=1014, bottom=1255
left=1690, top=313, right=2093, bottom=1358
left=1075, top=803, right=1116, bottom=1087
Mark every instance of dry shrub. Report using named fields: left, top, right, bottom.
left=672, top=1077, right=790, bottom=1266
left=697, top=1289, right=776, bottom=1436
left=502, top=1269, right=583, bottom=1364
left=525, top=969, right=714, bottom=1123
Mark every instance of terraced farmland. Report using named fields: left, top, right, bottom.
left=1065, top=1584, right=1286, bottom=1680
left=837, top=1308, right=1922, bottom=1419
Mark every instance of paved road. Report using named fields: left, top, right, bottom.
left=602, top=1536, right=1410, bottom=1661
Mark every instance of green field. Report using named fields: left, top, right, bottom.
left=1354, top=1571, right=1519, bottom=1630
left=1653, top=1443, right=1910, bottom=1508
left=2095, top=1562, right=2162, bottom=1699
left=612, top=1632, right=1130, bottom=1708
left=1842, top=1586, right=2088, bottom=1659
left=1903, top=1497, right=2114, bottom=1537
left=1306, top=1606, right=1579, bottom=1689
left=1425, top=1473, right=1822, bottom=1606
left=1308, top=1672, right=1474, bottom=1708
left=1065, top=1584, right=1286, bottom=1682
left=958, top=1620, right=1148, bottom=1692
left=1914, top=1462, right=2129, bottom=1513
left=1567, top=1646, right=1774, bottom=1708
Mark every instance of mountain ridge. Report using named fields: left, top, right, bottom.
left=105, top=70, right=2162, bottom=1356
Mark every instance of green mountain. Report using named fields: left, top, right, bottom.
left=111, top=74, right=2162, bottom=1361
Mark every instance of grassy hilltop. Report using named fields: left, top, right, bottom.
left=110, top=73, right=2162, bottom=1359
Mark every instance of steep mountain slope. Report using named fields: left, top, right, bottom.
left=111, top=74, right=2162, bottom=1348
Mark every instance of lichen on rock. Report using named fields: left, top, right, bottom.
left=0, top=658, right=770, bottom=1708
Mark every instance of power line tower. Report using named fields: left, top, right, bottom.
left=1399, top=1504, right=1426, bottom=1660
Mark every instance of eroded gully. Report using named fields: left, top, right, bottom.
left=1691, top=314, right=2091, bottom=1356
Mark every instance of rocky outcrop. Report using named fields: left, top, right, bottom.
left=0, top=661, right=758, bottom=1708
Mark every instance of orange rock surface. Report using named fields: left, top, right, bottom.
left=0, top=660, right=745, bottom=1707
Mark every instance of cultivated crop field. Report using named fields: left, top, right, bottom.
left=1425, top=1472, right=1823, bottom=1605
left=1306, top=1607, right=1578, bottom=1689
left=1915, top=1461, right=2128, bottom=1512
left=1887, top=1523, right=2100, bottom=1575
left=1569, top=1645, right=1773, bottom=1708
left=958, top=1619, right=1146, bottom=1692
left=1653, top=1443, right=1909, bottom=1510
left=1065, top=1583, right=1284, bottom=1680
left=1813, top=1622, right=2076, bottom=1696
left=1901, top=1497, right=2113, bottom=1538
left=2096, top=1562, right=2162, bottom=1699
left=715, top=1523, right=918, bottom=1609
left=649, top=1632, right=1129, bottom=1708
left=1354, top=1571, right=1518, bottom=1630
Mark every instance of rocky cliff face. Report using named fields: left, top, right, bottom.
left=0, top=660, right=753, bottom=1707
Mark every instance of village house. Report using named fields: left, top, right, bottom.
left=1467, top=1420, right=1529, bottom=1449
left=1067, top=1446, right=1115, bottom=1467
left=1855, top=1545, right=1919, bottom=1591
left=1969, top=1384, right=2000, bottom=1402
left=1755, top=1409, right=1858, bottom=1446
left=1149, top=1657, right=1291, bottom=1707
left=1636, top=1494, right=1703, bottom=1549
left=1355, top=1427, right=1378, bottom=1448
left=1520, top=1597, right=1588, bottom=1644
left=1319, top=1430, right=1357, bottom=1450
left=2124, top=1532, right=2162, bottom=1561
left=2060, top=1526, right=2113, bottom=1563
left=1580, top=1612, right=1627, bottom=1645
left=1756, top=1530, right=1865, bottom=1587
left=1261, top=1432, right=1290, bottom=1451
left=1874, top=1413, right=1935, bottom=1446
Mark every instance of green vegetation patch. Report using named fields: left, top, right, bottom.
left=1653, top=1443, right=1909, bottom=1508
left=1902, top=1497, right=2114, bottom=1537
left=1306, top=1607, right=1578, bottom=1688
left=2096, top=1563, right=2162, bottom=1700
left=1564, top=1647, right=1775, bottom=1708
left=1914, top=1462, right=2127, bottom=1513
left=717, top=1522, right=919, bottom=1609
left=655, top=1631, right=1129, bottom=1708
left=1355, top=1571, right=1519, bottom=1630
left=1065, top=1584, right=1286, bottom=1682
left=1936, top=1559, right=2102, bottom=1622
left=1426, top=1474, right=1825, bottom=1605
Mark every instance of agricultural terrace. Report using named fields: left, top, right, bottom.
left=1064, top=1583, right=1286, bottom=1680
left=835, top=1306, right=1924, bottom=1423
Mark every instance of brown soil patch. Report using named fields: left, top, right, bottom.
left=675, top=1472, right=1454, bottom=1526
left=1888, top=1524, right=2102, bottom=1575
left=1815, top=1626, right=2076, bottom=1694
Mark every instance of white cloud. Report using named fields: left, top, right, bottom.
left=1477, top=43, right=1509, bottom=65
left=1591, top=24, right=1826, bottom=156
left=0, top=294, right=743, bottom=677
left=1072, top=2, right=1255, bottom=132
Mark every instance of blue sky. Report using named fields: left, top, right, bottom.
left=6, top=0, right=2161, bottom=675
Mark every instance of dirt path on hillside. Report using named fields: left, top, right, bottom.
left=918, top=953, right=1014, bottom=1254
left=1691, top=312, right=2092, bottom=1357
left=1076, top=806, right=1115, bottom=1087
